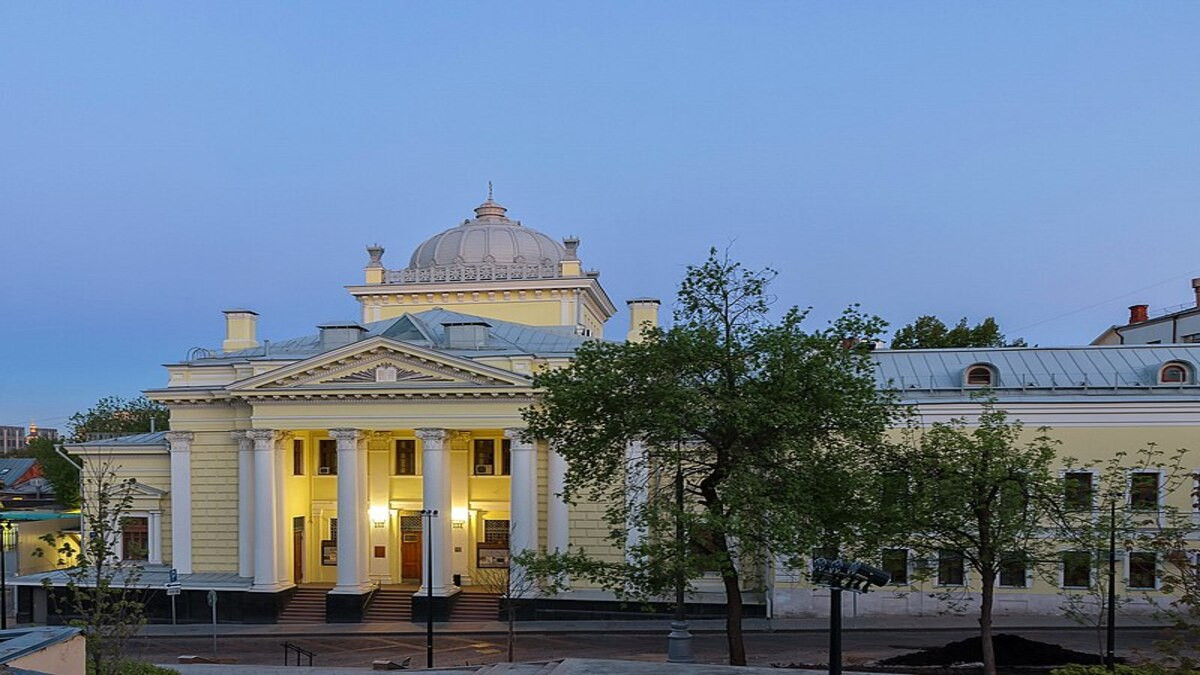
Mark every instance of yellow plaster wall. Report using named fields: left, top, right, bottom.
left=170, top=404, right=247, bottom=573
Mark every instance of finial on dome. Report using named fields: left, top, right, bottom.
left=473, top=182, right=508, bottom=220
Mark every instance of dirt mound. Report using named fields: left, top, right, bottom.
left=880, top=634, right=1110, bottom=667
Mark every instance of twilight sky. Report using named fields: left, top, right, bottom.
left=3, top=2, right=1200, bottom=429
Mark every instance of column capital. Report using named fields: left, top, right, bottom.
left=329, top=428, right=363, bottom=443
left=415, top=428, right=447, bottom=445
left=165, top=430, right=193, bottom=448
left=230, top=430, right=253, bottom=450
left=247, top=429, right=278, bottom=444
left=504, top=428, right=533, bottom=448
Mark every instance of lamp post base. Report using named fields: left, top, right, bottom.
left=667, top=620, right=694, bottom=663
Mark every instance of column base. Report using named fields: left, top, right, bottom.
left=329, top=582, right=376, bottom=595
left=411, top=587, right=461, bottom=623
left=326, top=588, right=373, bottom=623
left=250, top=581, right=294, bottom=594
left=414, top=584, right=460, bottom=598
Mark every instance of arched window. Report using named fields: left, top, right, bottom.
left=1159, top=362, right=1190, bottom=384
left=965, top=365, right=995, bottom=387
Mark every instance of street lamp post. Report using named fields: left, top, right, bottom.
left=421, top=508, right=438, bottom=669
left=0, top=519, right=9, bottom=630
left=667, top=455, right=693, bottom=663
left=811, top=558, right=890, bottom=675
left=1106, top=499, right=1117, bottom=672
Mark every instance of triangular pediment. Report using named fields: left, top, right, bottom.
left=229, top=336, right=531, bottom=392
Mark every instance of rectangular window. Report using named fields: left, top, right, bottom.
left=1063, top=472, right=1093, bottom=511
left=937, top=550, right=964, bottom=586
left=999, top=552, right=1027, bottom=588
left=1181, top=333, right=1200, bottom=344
left=318, top=439, right=337, bottom=475
left=1063, top=551, right=1091, bottom=588
left=330, top=517, right=338, bottom=541
left=473, top=439, right=496, bottom=475
left=483, top=519, right=509, bottom=546
left=293, top=439, right=305, bottom=476
left=395, top=439, right=416, bottom=476
left=1129, top=552, right=1157, bottom=589
left=1130, top=472, right=1159, bottom=510
left=122, top=516, right=149, bottom=561
left=501, top=439, right=511, bottom=476
left=882, top=549, right=908, bottom=585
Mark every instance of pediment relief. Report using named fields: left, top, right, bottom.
left=231, top=338, right=530, bottom=391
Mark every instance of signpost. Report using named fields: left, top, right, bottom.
left=207, top=590, right=218, bottom=658
left=167, top=568, right=180, bottom=625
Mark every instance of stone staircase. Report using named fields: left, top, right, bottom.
left=473, top=660, right=562, bottom=675
left=363, top=587, right=413, bottom=622
left=277, top=586, right=329, bottom=624
left=450, top=592, right=500, bottom=622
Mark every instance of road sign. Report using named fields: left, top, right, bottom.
left=166, top=582, right=182, bottom=597
left=169, top=568, right=178, bottom=583
left=207, top=590, right=216, bottom=606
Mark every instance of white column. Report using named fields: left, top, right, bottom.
left=330, top=429, right=371, bottom=594
left=625, top=439, right=648, bottom=564
left=166, top=431, right=194, bottom=575
left=416, top=428, right=455, bottom=596
left=149, top=511, right=163, bottom=565
left=547, top=445, right=570, bottom=589
left=249, top=429, right=283, bottom=591
left=506, top=428, right=538, bottom=596
left=232, top=431, right=255, bottom=579
left=275, top=432, right=291, bottom=584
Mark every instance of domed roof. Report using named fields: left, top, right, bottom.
left=407, top=197, right=569, bottom=270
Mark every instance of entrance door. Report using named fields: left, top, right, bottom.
left=292, top=516, right=305, bottom=583
left=400, top=515, right=422, bottom=582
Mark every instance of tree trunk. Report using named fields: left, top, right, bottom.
left=507, top=600, right=516, bottom=662
left=979, top=570, right=997, bottom=675
left=722, top=570, right=747, bottom=666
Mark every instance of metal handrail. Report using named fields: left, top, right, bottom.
left=282, top=642, right=315, bottom=666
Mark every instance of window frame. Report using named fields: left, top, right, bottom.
left=964, top=364, right=996, bottom=387
left=1129, top=471, right=1161, bottom=511
left=999, top=551, right=1028, bottom=588
left=1062, top=470, right=1096, bottom=512
left=1159, top=361, right=1191, bottom=385
left=1128, top=551, right=1158, bottom=590
left=318, top=439, right=338, bottom=475
left=120, top=515, right=150, bottom=562
left=881, top=549, right=908, bottom=585
left=936, top=550, right=965, bottom=587
left=472, top=438, right=512, bottom=476
left=293, top=438, right=305, bottom=476
left=394, top=438, right=418, bottom=476
left=1062, top=550, right=1092, bottom=589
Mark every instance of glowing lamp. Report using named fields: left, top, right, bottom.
left=368, top=505, right=389, bottom=526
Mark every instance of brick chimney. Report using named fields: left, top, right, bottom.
left=1192, top=278, right=1200, bottom=308
left=1128, top=304, right=1149, bottom=325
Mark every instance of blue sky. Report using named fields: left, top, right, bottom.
left=3, top=3, right=1200, bottom=429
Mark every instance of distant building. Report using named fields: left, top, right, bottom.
left=26, top=424, right=57, bottom=444
left=1093, top=277, right=1200, bottom=345
left=0, top=428, right=24, bottom=455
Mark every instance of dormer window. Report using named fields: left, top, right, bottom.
left=1159, top=362, right=1191, bottom=385
left=965, top=364, right=995, bottom=387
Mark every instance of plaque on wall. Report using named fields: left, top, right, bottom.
left=321, top=540, right=337, bottom=566
left=477, top=542, right=510, bottom=569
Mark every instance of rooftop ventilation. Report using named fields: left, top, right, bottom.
left=443, top=321, right=490, bottom=350
left=318, top=321, right=367, bottom=351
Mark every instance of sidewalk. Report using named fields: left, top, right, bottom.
left=138, top=613, right=1169, bottom=638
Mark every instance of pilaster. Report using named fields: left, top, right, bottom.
left=547, top=445, right=570, bottom=589
left=166, top=431, right=194, bottom=575
left=231, top=431, right=254, bottom=579
left=506, top=428, right=538, bottom=597
left=248, top=429, right=287, bottom=592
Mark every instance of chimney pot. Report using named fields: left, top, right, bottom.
left=1128, top=304, right=1149, bottom=325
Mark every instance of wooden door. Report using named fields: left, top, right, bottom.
left=292, top=517, right=305, bottom=583
left=401, top=532, right=421, bottom=581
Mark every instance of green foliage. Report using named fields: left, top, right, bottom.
left=68, top=396, right=168, bottom=442
left=889, top=400, right=1060, bottom=675
left=41, top=456, right=148, bottom=675
left=27, top=436, right=81, bottom=509
left=890, top=315, right=1026, bottom=349
left=521, top=248, right=900, bottom=665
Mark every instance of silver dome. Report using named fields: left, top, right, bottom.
left=408, top=198, right=568, bottom=269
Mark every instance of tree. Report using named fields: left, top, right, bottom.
left=27, top=436, right=81, bottom=509
left=1049, top=445, right=1195, bottom=664
left=67, top=396, right=168, bottom=442
left=890, top=315, right=1026, bottom=349
left=521, top=249, right=899, bottom=665
left=473, top=547, right=564, bottom=663
left=39, top=454, right=148, bottom=675
left=890, top=401, right=1059, bottom=675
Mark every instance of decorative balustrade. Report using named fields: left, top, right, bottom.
left=383, top=263, right=562, bottom=285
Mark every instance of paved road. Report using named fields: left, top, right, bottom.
left=129, top=628, right=1169, bottom=670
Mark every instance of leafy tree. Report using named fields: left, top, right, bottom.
left=890, top=315, right=1026, bottom=349
left=1049, top=445, right=1195, bottom=665
left=67, top=396, right=168, bottom=442
left=890, top=401, right=1059, bottom=675
left=27, top=436, right=81, bottom=509
left=39, top=454, right=148, bottom=675
left=474, top=547, right=568, bottom=662
left=521, top=249, right=899, bottom=665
